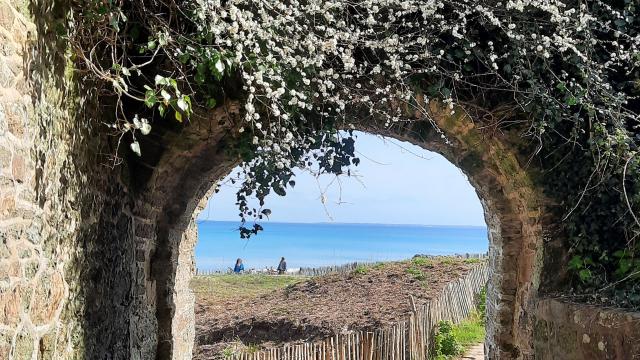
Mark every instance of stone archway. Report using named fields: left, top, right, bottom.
left=133, top=99, right=554, bottom=360
left=5, top=2, right=640, bottom=360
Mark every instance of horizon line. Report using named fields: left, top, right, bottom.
left=196, top=219, right=487, bottom=228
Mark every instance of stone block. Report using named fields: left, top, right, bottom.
left=6, top=258, right=20, bottom=277
left=26, top=219, right=42, bottom=244
left=0, top=283, right=21, bottom=326
left=23, top=259, right=38, bottom=279
left=0, top=238, right=8, bottom=258
left=0, top=103, right=5, bottom=135
left=0, top=146, right=10, bottom=168
left=13, top=330, right=33, bottom=359
left=0, top=193, right=15, bottom=217
left=0, top=329, right=12, bottom=358
left=11, top=153, right=25, bottom=182
left=136, top=248, right=146, bottom=262
left=135, top=221, right=155, bottom=238
left=0, top=31, right=15, bottom=56
left=0, top=1, right=15, bottom=30
left=7, top=101, right=26, bottom=136
left=38, top=329, right=56, bottom=360
left=0, top=57, right=14, bottom=87
left=16, top=243, right=30, bottom=258
left=29, top=270, right=64, bottom=325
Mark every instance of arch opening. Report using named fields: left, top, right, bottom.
left=135, top=105, right=551, bottom=360
left=191, top=131, right=489, bottom=357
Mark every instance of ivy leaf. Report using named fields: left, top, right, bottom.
left=160, top=89, right=172, bottom=101
left=144, top=90, right=157, bottom=108
left=617, top=258, right=632, bottom=276
left=175, top=111, right=183, bottom=122
left=169, top=78, right=178, bottom=92
left=184, top=96, right=192, bottom=115
left=578, top=269, right=592, bottom=282
left=612, top=250, right=627, bottom=258
left=273, top=185, right=286, bottom=196
left=568, top=255, right=583, bottom=270
left=154, top=75, right=165, bottom=85
left=614, top=18, right=627, bottom=27
left=556, top=82, right=567, bottom=92
left=109, top=15, right=120, bottom=31
left=177, top=98, right=188, bottom=112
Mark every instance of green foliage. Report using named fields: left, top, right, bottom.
left=221, top=347, right=235, bottom=359
left=433, top=314, right=485, bottom=360
left=449, top=313, right=486, bottom=350
left=434, top=285, right=487, bottom=359
left=69, top=0, right=640, bottom=308
left=433, top=321, right=463, bottom=358
left=353, top=265, right=368, bottom=275
left=476, top=287, right=487, bottom=323
left=406, top=266, right=427, bottom=282
left=439, top=258, right=456, bottom=265
left=245, top=344, right=260, bottom=354
left=412, top=257, right=434, bottom=267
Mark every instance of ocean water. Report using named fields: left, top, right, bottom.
left=195, top=221, right=488, bottom=271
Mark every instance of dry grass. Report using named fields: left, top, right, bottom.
left=192, top=257, right=486, bottom=359
left=191, top=274, right=308, bottom=303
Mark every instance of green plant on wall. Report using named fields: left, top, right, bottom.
left=68, top=0, right=640, bottom=308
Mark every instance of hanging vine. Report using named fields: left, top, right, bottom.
left=67, top=0, right=640, bottom=307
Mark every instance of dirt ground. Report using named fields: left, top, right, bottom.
left=193, top=257, right=480, bottom=359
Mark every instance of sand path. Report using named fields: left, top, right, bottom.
left=460, top=343, right=485, bottom=359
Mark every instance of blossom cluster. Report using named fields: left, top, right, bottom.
left=188, top=0, right=638, bottom=225
left=69, top=0, right=639, bottom=298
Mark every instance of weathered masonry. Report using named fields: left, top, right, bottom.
left=1, top=1, right=639, bottom=359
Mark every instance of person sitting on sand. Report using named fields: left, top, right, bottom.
left=277, top=257, right=287, bottom=275
left=233, top=258, right=244, bottom=274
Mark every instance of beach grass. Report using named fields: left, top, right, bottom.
left=451, top=312, right=485, bottom=348
left=433, top=312, right=486, bottom=359
left=190, top=274, right=308, bottom=300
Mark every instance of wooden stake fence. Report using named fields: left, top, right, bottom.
left=228, top=263, right=489, bottom=360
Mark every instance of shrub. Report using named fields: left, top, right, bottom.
left=476, top=287, right=487, bottom=323
left=411, top=257, right=433, bottom=267
left=434, top=321, right=463, bottom=358
left=406, top=266, right=427, bottom=282
left=353, top=265, right=368, bottom=275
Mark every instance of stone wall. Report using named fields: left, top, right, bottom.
left=0, top=1, right=68, bottom=357
left=1, top=1, right=153, bottom=358
left=534, top=298, right=640, bottom=359
left=354, top=100, right=556, bottom=359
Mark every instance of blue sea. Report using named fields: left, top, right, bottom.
left=195, top=221, right=488, bottom=271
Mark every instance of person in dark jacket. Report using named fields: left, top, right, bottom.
left=277, top=257, right=287, bottom=275
left=233, top=258, right=244, bottom=273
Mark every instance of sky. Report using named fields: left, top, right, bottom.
left=198, top=131, right=486, bottom=226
